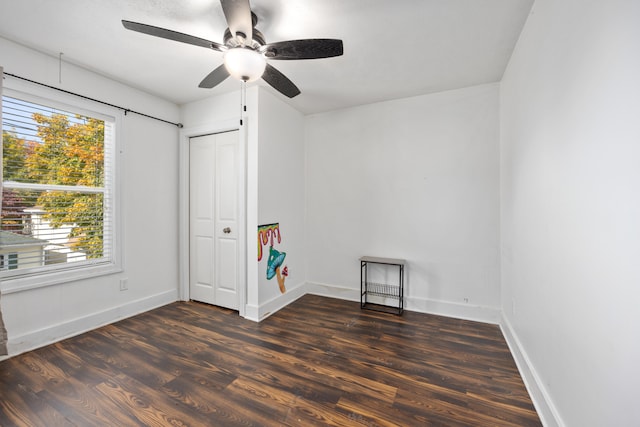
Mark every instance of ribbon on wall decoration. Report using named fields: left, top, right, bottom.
left=257, top=223, right=281, bottom=261
left=258, top=223, right=288, bottom=294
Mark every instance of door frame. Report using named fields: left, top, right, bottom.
left=179, top=119, right=247, bottom=317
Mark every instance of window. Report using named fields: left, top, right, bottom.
left=0, top=253, right=18, bottom=270
left=1, top=89, right=120, bottom=290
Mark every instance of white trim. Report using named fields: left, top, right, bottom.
left=237, top=121, right=248, bottom=318
left=244, top=281, right=308, bottom=322
left=307, top=281, right=360, bottom=302
left=178, top=119, right=247, bottom=317
left=1, top=262, right=121, bottom=294
left=500, top=314, right=565, bottom=427
left=0, top=289, right=177, bottom=361
left=407, top=295, right=500, bottom=324
left=306, top=281, right=501, bottom=324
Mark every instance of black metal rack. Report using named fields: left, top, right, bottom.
left=360, top=256, right=405, bottom=315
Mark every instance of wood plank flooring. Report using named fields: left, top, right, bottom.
left=0, top=295, right=541, bottom=426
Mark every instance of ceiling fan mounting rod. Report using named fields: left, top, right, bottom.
left=223, top=27, right=265, bottom=49
left=235, top=31, right=247, bottom=45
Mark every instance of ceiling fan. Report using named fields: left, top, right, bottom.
left=122, top=0, right=344, bottom=98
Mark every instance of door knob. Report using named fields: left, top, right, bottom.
left=223, top=227, right=231, bottom=234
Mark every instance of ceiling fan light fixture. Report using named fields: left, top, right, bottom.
left=223, top=47, right=266, bottom=82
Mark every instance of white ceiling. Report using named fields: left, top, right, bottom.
left=0, top=0, right=533, bottom=115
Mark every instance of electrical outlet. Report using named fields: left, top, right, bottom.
left=119, top=278, right=128, bottom=291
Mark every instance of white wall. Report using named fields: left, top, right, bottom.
left=256, top=89, right=306, bottom=316
left=0, top=37, right=181, bottom=357
left=305, top=84, right=500, bottom=322
left=500, top=1, right=640, bottom=426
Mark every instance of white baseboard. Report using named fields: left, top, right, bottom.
left=306, top=281, right=360, bottom=302
left=306, top=281, right=500, bottom=324
left=244, top=281, right=309, bottom=322
left=407, top=295, right=501, bottom=324
left=500, top=314, right=564, bottom=427
left=3, top=289, right=178, bottom=360
left=244, top=303, right=260, bottom=322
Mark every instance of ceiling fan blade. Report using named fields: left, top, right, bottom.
left=261, top=39, right=343, bottom=60
left=122, top=20, right=226, bottom=52
left=220, top=0, right=253, bottom=46
left=262, top=64, right=301, bottom=98
left=198, top=64, right=230, bottom=88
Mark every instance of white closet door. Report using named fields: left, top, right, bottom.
left=189, top=131, right=239, bottom=310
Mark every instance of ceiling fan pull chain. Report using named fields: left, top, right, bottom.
left=243, top=80, right=247, bottom=114
left=239, top=80, right=244, bottom=126
left=58, top=52, right=64, bottom=84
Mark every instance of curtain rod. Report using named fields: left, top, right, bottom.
left=2, top=71, right=183, bottom=128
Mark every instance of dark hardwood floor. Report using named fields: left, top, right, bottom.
left=0, top=295, right=541, bottom=426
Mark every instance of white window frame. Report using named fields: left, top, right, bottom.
left=0, top=83, right=123, bottom=294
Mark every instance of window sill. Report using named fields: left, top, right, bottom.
left=0, top=263, right=122, bottom=295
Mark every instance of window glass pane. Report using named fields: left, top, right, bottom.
left=8, top=253, right=18, bottom=270
left=3, top=97, right=104, bottom=187
left=1, top=94, right=113, bottom=278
